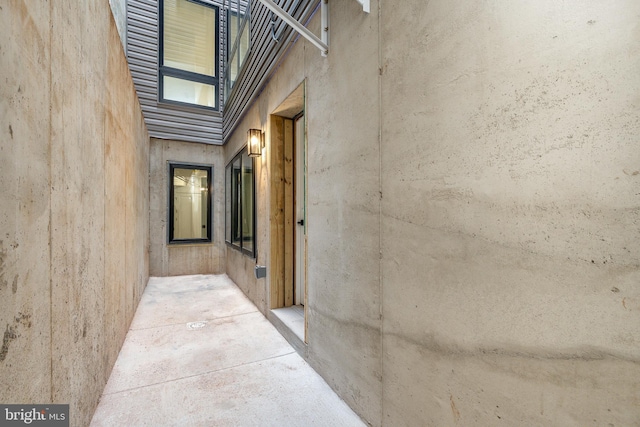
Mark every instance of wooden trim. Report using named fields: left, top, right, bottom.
left=269, top=115, right=285, bottom=308
left=268, top=115, right=295, bottom=309
left=283, top=118, right=294, bottom=307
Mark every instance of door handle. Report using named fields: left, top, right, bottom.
left=297, top=219, right=304, bottom=226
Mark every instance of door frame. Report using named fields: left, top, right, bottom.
left=293, top=112, right=306, bottom=307
left=267, top=82, right=307, bottom=343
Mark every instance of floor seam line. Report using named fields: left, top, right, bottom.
left=101, top=351, right=297, bottom=396
left=128, top=310, right=260, bottom=331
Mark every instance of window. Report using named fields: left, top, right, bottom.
left=224, top=0, right=250, bottom=104
left=225, top=149, right=255, bottom=257
left=169, top=163, right=212, bottom=244
left=160, top=0, right=219, bottom=109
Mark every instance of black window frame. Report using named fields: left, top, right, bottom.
left=168, top=162, right=213, bottom=244
left=225, top=147, right=256, bottom=258
left=159, top=0, right=220, bottom=111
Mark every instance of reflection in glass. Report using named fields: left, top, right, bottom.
left=231, top=157, right=241, bottom=246
left=172, top=167, right=209, bottom=240
left=225, top=147, right=256, bottom=257
left=241, top=152, right=254, bottom=253
left=224, top=1, right=250, bottom=104
left=225, top=162, right=232, bottom=243
left=163, top=76, right=216, bottom=108
left=229, top=49, right=238, bottom=86
left=239, top=20, right=249, bottom=62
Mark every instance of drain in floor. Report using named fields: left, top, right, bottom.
left=186, top=321, right=207, bottom=330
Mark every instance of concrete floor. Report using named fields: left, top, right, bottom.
left=90, top=275, right=365, bottom=427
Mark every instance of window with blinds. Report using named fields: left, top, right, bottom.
left=160, top=0, right=219, bottom=110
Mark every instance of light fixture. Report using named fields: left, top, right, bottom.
left=247, top=129, right=263, bottom=157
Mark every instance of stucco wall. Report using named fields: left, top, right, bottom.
left=0, top=2, right=149, bottom=426
left=149, top=138, right=225, bottom=276
left=225, top=0, right=639, bottom=425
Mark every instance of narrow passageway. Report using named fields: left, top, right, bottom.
left=90, top=275, right=364, bottom=426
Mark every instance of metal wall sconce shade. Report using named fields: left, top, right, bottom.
left=248, top=129, right=262, bottom=157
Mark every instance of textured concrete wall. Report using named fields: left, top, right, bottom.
left=380, top=1, right=640, bottom=425
left=304, top=3, right=383, bottom=422
left=149, top=138, right=225, bottom=276
left=0, top=0, right=52, bottom=404
left=0, top=1, right=149, bottom=426
left=224, top=119, right=269, bottom=314
left=224, top=1, right=383, bottom=423
left=225, top=0, right=640, bottom=426
left=224, top=134, right=261, bottom=309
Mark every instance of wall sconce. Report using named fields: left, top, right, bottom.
left=247, top=129, right=263, bottom=157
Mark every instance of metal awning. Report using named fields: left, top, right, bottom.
left=258, top=0, right=369, bottom=57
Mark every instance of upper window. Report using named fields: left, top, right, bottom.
left=169, top=163, right=212, bottom=244
left=225, top=148, right=255, bottom=257
left=160, top=0, right=219, bottom=110
left=224, top=0, right=250, bottom=104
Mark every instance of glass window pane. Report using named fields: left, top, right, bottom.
left=224, top=67, right=232, bottom=104
left=241, top=152, right=254, bottom=253
left=223, top=2, right=250, bottom=106
left=225, top=150, right=256, bottom=256
left=227, top=10, right=238, bottom=61
left=172, top=167, right=209, bottom=240
left=231, top=157, right=241, bottom=246
left=225, top=164, right=232, bottom=243
left=229, top=49, right=238, bottom=86
left=163, top=76, right=216, bottom=108
left=164, top=0, right=216, bottom=76
left=239, top=19, right=249, bottom=66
